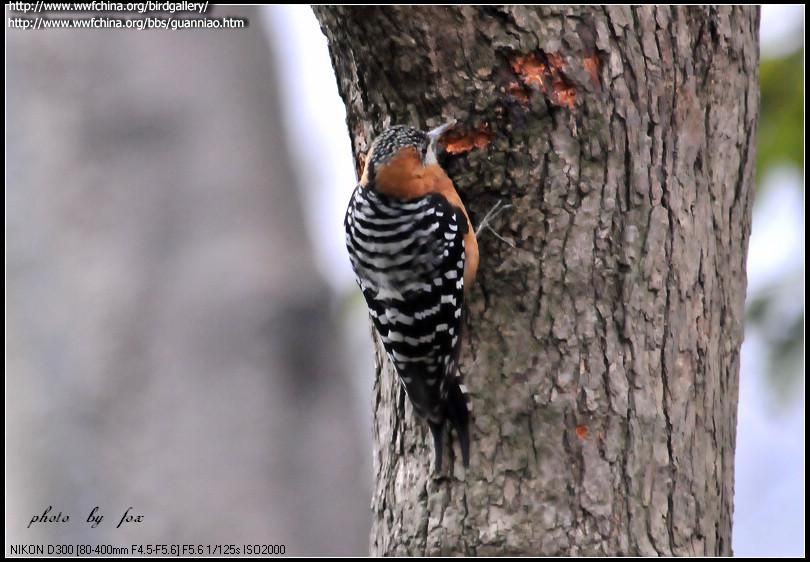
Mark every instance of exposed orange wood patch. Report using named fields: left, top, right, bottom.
left=509, top=51, right=577, bottom=109
left=575, top=425, right=588, bottom=439
left=442, top=124, right=493, bottom=155
left=510, top=53, right=546, bottom=90
left=506, top=80, right=530, bottom=106
left=554, top=81, right=577, bottom=109
left=583, top=53, right=601, bottom=89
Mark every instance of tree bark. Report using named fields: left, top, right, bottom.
left=314, top=6, right=758, bottom=556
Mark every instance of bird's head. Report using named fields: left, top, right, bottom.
left=360, top=120, right=456, bottom=198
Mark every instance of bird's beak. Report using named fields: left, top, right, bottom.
left=427, top=119, right=457, bottom=140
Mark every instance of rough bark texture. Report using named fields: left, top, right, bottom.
left=314, top=6, right=758, bottom=556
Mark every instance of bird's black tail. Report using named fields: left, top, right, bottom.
left=428, top=421, right=444, bottom=472
left=428, top=380, right=470, bottom=472
left=447, top=380, right=470, bottom=468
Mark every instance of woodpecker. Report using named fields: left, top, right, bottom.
left=344, top=120, right=477, bottom=472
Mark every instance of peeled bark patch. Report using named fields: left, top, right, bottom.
left=510, top=51, right=577, bottom=109
left=583, top=53, right=602, bottom=89
left=442, top=125, right=494, bottom=155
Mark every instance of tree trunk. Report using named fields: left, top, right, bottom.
left=314, top=6, right=758, bottom=556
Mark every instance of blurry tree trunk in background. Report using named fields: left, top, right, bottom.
left=315, top=6, right=758, bottom=555
left=6, top=6, right=369, bottom=555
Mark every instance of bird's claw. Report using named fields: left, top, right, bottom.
left=475, top=200, right=515, bottom=248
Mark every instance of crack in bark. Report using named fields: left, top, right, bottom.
left=527, top=411, right=539, bottom=464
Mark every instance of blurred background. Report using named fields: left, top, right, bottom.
left=5, top=5, right=804, bottom=556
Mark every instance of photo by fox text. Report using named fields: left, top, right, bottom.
left=26, top=505, right=144, bottom=529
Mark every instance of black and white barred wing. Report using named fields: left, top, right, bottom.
left=344, top=189, right=467, bottom=419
